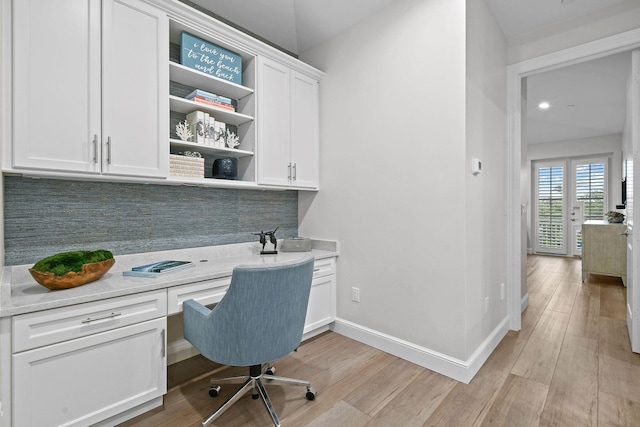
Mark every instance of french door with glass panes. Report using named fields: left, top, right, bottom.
left=572, top=158, right=607, bottom=256
left=534, top=161, right=567, bottom=254
left=534, top=157, right=608, bottom=256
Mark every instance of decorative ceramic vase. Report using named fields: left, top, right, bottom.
left=212, top=158, right=238, bottom=180
left=29, top=258, right=116, bottom=290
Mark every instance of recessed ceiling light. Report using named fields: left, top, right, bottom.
left=538, top=102, right=550, bottom=110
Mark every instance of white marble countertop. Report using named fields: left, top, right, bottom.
left=0, top=240, right=338, bottom=318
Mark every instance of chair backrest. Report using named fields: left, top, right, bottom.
left=186, top=255, right=315, bottom=366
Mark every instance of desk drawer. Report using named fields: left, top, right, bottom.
left=167, top=276, right=231, bottom=315
left=313, top=257, right=335, bottom=279
left=13, top=290, right=167, bottom=352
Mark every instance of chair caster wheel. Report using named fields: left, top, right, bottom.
left=252, top=390, right=259, bottom=400
left=306, top=387, right=317, bottom=401
left=209, top=385, right=221, bottom=398
left=265, top=366, right=276, bottom=375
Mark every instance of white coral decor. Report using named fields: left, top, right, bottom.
left=226, top=129, right=240, bottom=149
left=176, top=120, right=193, bottom=141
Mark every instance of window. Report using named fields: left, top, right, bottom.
left=535, top=162, right=566, bottom=253
left=576, top=162, right=605, bottom=221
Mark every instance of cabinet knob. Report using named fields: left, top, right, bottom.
left=621, top=230, right=630, bottom=236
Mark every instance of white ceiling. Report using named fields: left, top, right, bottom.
left=484, top=0, right=628, bottom=39
left=526, top=52, right=631, bottom=144
left=186, top=0, right=398, bottom=54
left=186, top=0, right=634, bottom=145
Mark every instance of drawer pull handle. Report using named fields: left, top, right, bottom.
left=81, top=312, right=122, bottom=324
left=313, top=268, right=320, bottom=272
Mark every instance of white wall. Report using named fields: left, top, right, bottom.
left=464, top=0, right=508, bottom=357
left=299, top=0, right=508, bottom=374
left=299, top=0, right=469, bottom=360
left=0, top=0, right=6, bottom=271
left=508, top=1, right=640, bottom=64
left=526, top=134, right=624, bottom=252
left=622, top=53, right=634, bottom=221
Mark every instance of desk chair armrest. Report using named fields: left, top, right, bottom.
left=183, top=299, right=214, bottom=353
left=184, top=299, right=211, bottom=316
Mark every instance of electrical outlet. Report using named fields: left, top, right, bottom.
left=500, top=283, right=505, bottom=300
left=352, top=287, right=360, bottom=303
left=484, top=297, right=489, bottom=314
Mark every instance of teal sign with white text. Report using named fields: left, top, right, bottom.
left=181, top=32, right=243, bottom=85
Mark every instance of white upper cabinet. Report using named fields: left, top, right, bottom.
left=13, top=0, right=102, bottom=173
left=6, top=0, right=321, bottom=189
left=102, top=0, right=168, bottom=177
left=290, top=71, right=319, bottom=189
left=12, top=0, right=168, bottom=178
left=257, top=57, right=292, bottom=187
left=257, top=57, right=320, bottom=190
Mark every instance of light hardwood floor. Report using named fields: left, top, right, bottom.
left=120, top=255, right=640, bottom=426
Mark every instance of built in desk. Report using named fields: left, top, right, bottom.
left=0, top=240, right=338, bottom=427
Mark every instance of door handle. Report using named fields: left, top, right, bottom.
left=621, top=230, right=631, bottom=236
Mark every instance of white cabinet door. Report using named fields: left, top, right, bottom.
left=13, top=0, right=102, bottom=173
left=257, top=57, right=291, bottom=186
left=290, top=71, right=319, bottom=189
left=12, top=0, right=168, bottom=178
left=13, top=318, right=167, bottom=427
left=257, top=57, right=319, bottom=189
left=102, top=0, right=168, bottom=178
left=304, top=274, right=336, bottom=333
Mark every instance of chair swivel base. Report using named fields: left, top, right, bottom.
left=202, top=364, right=316, bottom=427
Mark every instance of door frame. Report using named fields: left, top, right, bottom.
left=506, top=28, right=640, bottom=331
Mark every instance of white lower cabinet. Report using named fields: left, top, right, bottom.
left=13, top=317, right=167, bottom=427
left=11, top=291, right=168, bottom=427
left=305, top=274, right=336, bottom=333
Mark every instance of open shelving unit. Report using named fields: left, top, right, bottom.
left=168, top=20, right=257, bottom=185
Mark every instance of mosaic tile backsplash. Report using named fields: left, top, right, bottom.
left=4, top=176, right=298, bottom=265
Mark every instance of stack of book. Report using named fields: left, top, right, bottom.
left=169, top=154, right=204, bottom=178
left=186, top=89, right=235, bottom=112
left=186, top=110, right=227, bottom=147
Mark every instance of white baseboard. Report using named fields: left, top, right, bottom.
left=521, top=293, right=529, bottom=313
left=331, top=316, right=509, bottom=384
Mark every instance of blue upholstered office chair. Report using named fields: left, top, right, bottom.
left=183, top=255, right=316, bottom=427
